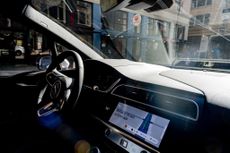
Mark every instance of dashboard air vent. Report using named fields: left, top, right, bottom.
left=112, top=85, right=199, bottom=121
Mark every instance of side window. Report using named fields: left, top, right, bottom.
left=0, top=15, right=52, bottom=75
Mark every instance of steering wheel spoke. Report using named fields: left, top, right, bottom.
left=37, top=101, right=58, bottom=117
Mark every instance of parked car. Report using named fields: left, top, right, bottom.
left=1, top=0, right=230, bottom=153
left=14, top=45, right=25, bottom=56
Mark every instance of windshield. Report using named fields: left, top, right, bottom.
left=31, top=0, right=230, bottom=72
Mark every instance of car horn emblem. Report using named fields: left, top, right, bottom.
left=50, top=80, right=62, bottom=99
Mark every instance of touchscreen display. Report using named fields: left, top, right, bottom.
left=109, top=102, right=170, bottom=148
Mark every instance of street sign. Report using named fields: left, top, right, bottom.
left=133, top=14, right=142, bottom=26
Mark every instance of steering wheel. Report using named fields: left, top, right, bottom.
left=37, top=50, right=84, bottom=117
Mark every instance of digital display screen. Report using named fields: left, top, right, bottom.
left=109, top=102, right=170, bottom=148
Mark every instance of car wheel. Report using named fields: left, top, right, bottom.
left=15, top=50, right=22, bottom=56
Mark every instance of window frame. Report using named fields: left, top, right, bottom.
left=191, top=0, right=212, bottom=9
left=190, top=13, right=210, bottom=26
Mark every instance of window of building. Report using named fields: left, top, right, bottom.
left=226, top=0, right=230, bottom=4
left=192, top=0, right=196, bottom=8
left=191, top=0, right=212, bottom=9
left=204, top=14, right=210, bottom=24
left=222, top=8, right=230, bottom=21
left=175, top=25, right=185, bottom=41
left=190, top=17, right=195, bottom=26
left=107, top=11, right=128, bottom=32
left=197, top=0, right=205, bottom=7
left=147, top=18, right=170, bottom=39
left=76, top=1, right=92, bottom=26
left=175, top=0, right=183, bottom=11
left=134, top=25, right=141, bottom=34
left=40, top=1, right=92, bottom=27
left=104, top=10, right=128, bottom=32
left=148, top=18, right=158, bottom=36
left=175, top=0, right=182, bottom=5
left=190, top=14, right=210, bottom=26
left=196, top=15, right=203, bottom=23
left=114, top=11, right=128, bottom=32
left=158, top=21, right=170, bottom=38
left=207, top=0, right=212, bottom=5
left=79, top=12, right=86, bottom=25
left=223, top=8, right=230, bottom=13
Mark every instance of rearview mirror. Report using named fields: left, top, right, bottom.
left=100, top=0, right=174, bottom=13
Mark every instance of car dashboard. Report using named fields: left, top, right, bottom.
left=74, top=59, right=228, bottom=153
left=8, top=58, right=230, bottom=153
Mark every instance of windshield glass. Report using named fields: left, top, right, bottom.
left=31, top=0, right=230, bottom=71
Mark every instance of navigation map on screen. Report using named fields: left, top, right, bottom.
left=109, top=102, right=170, bottom=148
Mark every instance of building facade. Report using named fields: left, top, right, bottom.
left=101, top=1, right=191, bottom=65
left=29, top=0, right=193, bottom=64
left=188, top=0, right=230, bottom=59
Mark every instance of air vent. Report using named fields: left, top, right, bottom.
left=112, top=85, right=199, bottom=121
